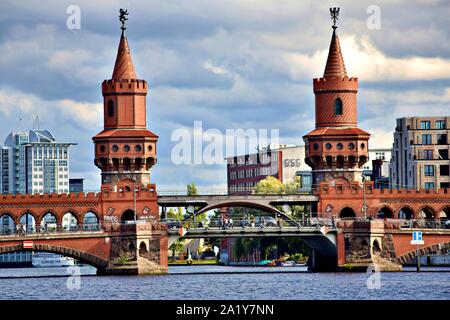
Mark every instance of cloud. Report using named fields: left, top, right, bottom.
left=0, top=0, right=449, bottom=191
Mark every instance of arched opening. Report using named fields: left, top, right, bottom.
left=340, top=207, right=356, bottom=219
left=20, top=212, right=36, bottom=233
left=83, top=212, right=100, bottom=231
left=377, top=206, right=394, bottom=219
left=438, top=207, right=450, bottom=221
left=372, top=239, right=381, bottom=255
left=336, top=156, right=344, bottom=169
left=62, top=212, right=78, bottom=231
left=334, top=98, right=343, bottom=115
left=139, top=242, right=148, bottom=257
left=121, top=209, right=135, bottom=223
left=107, top=100, right=114, bottom=117
left=398, top=207, right=414, bottom=220
left=419, top=207, right=435, bottom=220
left=41, top=212, right=58, bottom=232
left=0, top=213, right=15, bottom=235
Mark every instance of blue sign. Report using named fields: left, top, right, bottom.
left=413, top=231, right=422, bottom=241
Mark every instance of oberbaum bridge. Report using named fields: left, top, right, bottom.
left=0, top=9, right=449, bottom=274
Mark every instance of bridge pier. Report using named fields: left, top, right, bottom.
left=99, top=222, right=168, bottom=275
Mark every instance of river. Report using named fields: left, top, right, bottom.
left=0, top=266, right=449, bottom=300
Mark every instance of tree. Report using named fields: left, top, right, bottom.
left=169, top=239, right=184, bottom=262
left=254, top=176, right=285, bottom=194
left=187, top=183, right=198, bottom=196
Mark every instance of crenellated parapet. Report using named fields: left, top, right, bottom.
left=102, top=79, right=148, bottom=95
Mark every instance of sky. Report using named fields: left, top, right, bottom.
left=0, top=0, right=449, bottom=192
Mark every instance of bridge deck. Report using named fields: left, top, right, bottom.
left=158, top=194, right=318, bottom=205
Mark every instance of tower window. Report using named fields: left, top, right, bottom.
left=107, top=100, right=115, bottom=117
left=334, top=98, right=343, bottom=115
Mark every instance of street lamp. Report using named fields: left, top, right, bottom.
left=133, top=177, right=137, bottom=224
left=362, top=175, right=368, bottom=220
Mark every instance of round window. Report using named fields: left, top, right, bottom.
left=123, top=145, right=130, bottom=152
left=112, top=145, right=119, bottom=152
left=325, top=143, right=332, bottom=150
left=313, top=143, right=319, bottom=151
left=135, top=145, right=142, bottom=152
left=147, top=145, right=153, bottom=152
left=360, top=143, right=366, bottom=149
left=337, top=143, right=343, bottom=150
left=100, top=145, right=106, bottom=153
left=348, top=143, right=355, bottom=150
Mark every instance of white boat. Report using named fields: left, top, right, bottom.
left=281, top=260, right=308, bottom=267
left=32, top=252, right=75, bottom=268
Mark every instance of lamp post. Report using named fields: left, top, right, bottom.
left=133, top=177, right=137, bottom=224
left=362, top=175, right=368, bottom=220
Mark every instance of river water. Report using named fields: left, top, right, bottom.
left=0, top=266, right=449, bottom=300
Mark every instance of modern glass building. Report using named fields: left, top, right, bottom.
left=0, top=130, right=76, bottom=194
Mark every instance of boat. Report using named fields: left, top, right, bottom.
left=32, top=252, right=75, bottom=268
left=281, top=261, right=307, bottom=267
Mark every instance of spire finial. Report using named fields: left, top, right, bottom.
left=330, top=7, right=340, bottom=31
left=119, top=8, right=129, bottom=36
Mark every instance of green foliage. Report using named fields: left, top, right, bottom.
left=187, top=183, right=198, bottom=196
left=254, top=176, right=285, bottom=194
left=117, top=255, right=129, bottom=265
left=169, top=240, right=185, bottom=261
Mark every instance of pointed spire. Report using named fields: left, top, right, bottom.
left=323, top=29, right=347, bottom=78
left=323, top=7, right=347, bottom=78
left=111, top=35, right=137, bottom=80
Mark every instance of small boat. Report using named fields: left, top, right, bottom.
left=281, top=260, right=307, bottom=267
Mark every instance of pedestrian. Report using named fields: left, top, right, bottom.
left=229, top=217, right=233, bottom=229
left=22, top=224, right=26, bottom=236
left=16, top=224, right=20, bottom=236
left=277, top=217, right=282, bottom=228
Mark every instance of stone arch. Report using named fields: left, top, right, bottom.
left=139, top=241, right=148, bottom=257
left=0, top=213, right=16, bottom=235
left=339, top=207, right=356, bottom=219
left=40, top=212, right=58, bottom=232
left=62, top=211, right=79, bottom=231
left=377, top=206, right=394, bottom=219
left=398, top=206, right=414, bottom=219
left=19, top=211, right=36, bottom=233
left=396, top=242, right=450, bottom=265
left=437, top=206, right=450, bottom=221
left=83, top=211, right=100, bottom=230
left=372, top=239, right=381, bottom=255
left=0, top=244, right=108, bottom=270
left=37, top=209, right=60, bottom=226
left=121, top=209, right=135, bottom=223
left=418, top=206, right=435, bottom=219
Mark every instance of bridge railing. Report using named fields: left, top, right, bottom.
left=0, top=220, right=167, bottom=238
left=172, top=217, right=336, bottom=231
left=157, top=187, right=314, bottom=196
left=398, top=219, right=450, bottom=230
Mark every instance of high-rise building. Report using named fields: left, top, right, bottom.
left=390, top=116, right=450, bottom=190
left=0, top=130, right=75, bottom=194
left=303, top=17, right=370, bottom=188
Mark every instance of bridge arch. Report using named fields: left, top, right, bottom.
left=377, top=206, right=394, bottom=219
left=121, top=209, right=135, bottom=223
left=339, top=207, right=356, bottom=219
left=19, top=211, right=36, bottom=233
left=0, top=244, right=108, bottom=270
left=193, top=201, right=298, bottom=225
left=398, top=206, right=414, bottom=219
left=83, top=211, right=100, bottom=230
left=418, top=206, right=436, bottom=219
left=0, top=213, right=16, bottom=235
left=396, top=241, right=450, bottom=265
left=437, top=206, right=450, bottom=221
left=62, top=212, right=79, bottom=231
left=40, top=212, right=58, bottom=230
left=37, top=209, right=60, bottom=226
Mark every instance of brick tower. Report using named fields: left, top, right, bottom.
left=93, top=14, right=158, bottom=189
left=303, top=8, right=370, bottom=187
